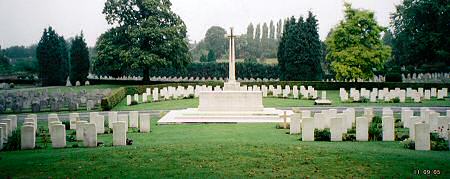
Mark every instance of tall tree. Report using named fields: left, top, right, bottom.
left=325, top=3, right=391, bottom=81
left=98, top=0, right=191, bottom=82
left=246, top=23, right=254, bottom=41
left=204, top=26, right=227, bottom=59
left=261, top=23, right=269, bottom=56
left=207, top=49, right=216, bottom=62
left=277, top=13, right=323, bottom=81
left=262, top=23, right=269, bottom=41
left=277, top=16, right=296, bottom=80
left=254, top=24, right=261, bottom=43
left=269, top=20, right=275, bottom=40
left=70, top=32, right=90, bottom=84
left=36, top=27, right=69, bottom=86
left=392, top=0, right=450, bottom=69
left=276, top=19, right=282, bottom=40
left=0, top=46, right=11, bottom=75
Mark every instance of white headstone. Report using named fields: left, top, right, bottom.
left=108, top=112, right=118, bottom=129
left=95, top=115, right=105, bottom=134
left=112, top=122, right=127, bottom=146
left=301, top=110, right=311, bottom=118
left=21, top=125, right=35, bottom=149
left=382, top=116, right=395, bottom=141
left=289, top=113, right=301, bottom=134
left=330, top=117, right=343, bottom=141
left=89, top=112, right=99, bottom=123
left=0, top=119, right=12, bottom=137
left=301, top=117, right=314, bottom=141
left=69, top=113, right=80, bottom=130
left=0, top=123, right=7, bottom=141
left=401, top=109, right=413, bottom=129
left=83, top=123, right=97, bottom=147
left=129, top=111, right=139, bottom=128
left=363, top=108, right=374, bottom=122
left=126, top=95, right=132, bottom=106
left=134, top=94, right=139, bottom=103
left=409, top=116, right=421, bottom=141
left=6, top=115, right=17, bottom=131
left=51, top=124, right=66, bottom=148
left=139, top=113, right=151, bottom=133
left=118, top=114, right=129, bottom=132
left=0, top=127, right=3, bottom=150
left=415, top=122, right=430, bottom=151
left=76, top=121, right=88, bottom=141
left=356, top=116, right=368, bottom=141
left=142, top=93, right=148, bottom=103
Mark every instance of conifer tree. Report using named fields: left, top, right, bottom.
left=69, top=32, right=90, bottom=84
left=36, top=26, right=69, bottom=86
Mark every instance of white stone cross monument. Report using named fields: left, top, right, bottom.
left=158, top=27, right=289, bottom=124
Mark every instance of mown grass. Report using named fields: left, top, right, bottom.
left=0, top=118, right=449, bottom=178
left=113, top=90, right=450, bottom=111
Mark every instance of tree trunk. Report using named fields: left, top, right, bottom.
left=143, top=67, right=150, bottom=83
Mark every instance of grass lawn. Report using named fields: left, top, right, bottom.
left=0, top=119, right=449, bottom=178
left=113, top=90, right=450, bottom=111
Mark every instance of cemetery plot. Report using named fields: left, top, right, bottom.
left=0, top=87, right=113, bottom=114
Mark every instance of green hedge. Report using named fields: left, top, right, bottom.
left=101, top=87, right=126, bottom=111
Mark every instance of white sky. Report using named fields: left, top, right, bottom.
left=0, top=0, right=401, bottom=48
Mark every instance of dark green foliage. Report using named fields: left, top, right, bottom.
left=146, top=62, right=279, bottom=79
left=430, top=133, right=449, bottom=151
left=126, top=138, right=133, bottom=145
left=314, top=128, right=331, bottom=141
left=97, top=0, right=191, bottom=82
left=278, top=12, right=323, bottom=81
left=369, top=116, right=382, bottom=141
left=203, top=26, right=227, bottom=58
left=359, top=97, right=369, bottom=103
left=385, top=72, right=402, bottom=82
left=207, top=50, right=216, bottom=62
left=343, top=133, right=356, bottom=141
left=402, top=139, right=415, bottom=149
left=0, top=46, right=12, bottom=75
left=62, top=120, right=70, bottom=130
left=69, top=33, right=90, bottom=84
left=36, top=26, right=69, bottom=86
left=2, top=129, right=21, bottom=151
left=392, top=0, right=450, bottom=69
left=101, top=87, right=126, bottom=111
left=325, top=3, right=391, bottom=80
left=199, top=54, right=208, bottom=62
left=66, top=133, right=76, bottom=142
left=392, top=97, right=400, bottom=103
left=39, top=127, right=50, bottom=148
left=131, top=100, right=138, bottom=105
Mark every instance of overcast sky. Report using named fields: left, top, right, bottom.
left=0, top=0, right=401, bottom=48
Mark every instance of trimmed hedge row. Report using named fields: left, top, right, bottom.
left=100, top=81, right=450, bottom=110
left=100, top=87, right=126, bottom=111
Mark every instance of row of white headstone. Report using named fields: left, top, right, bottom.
left=289, top=107, right=450, bottom=151
left=340, top=87, right=448, bottom=102
left=11, top=111, right=152, bottom=150
left=87, top=73, right=280, bottom=82
left=125, top=85, right=323, bottom=106
left=0, top=115, right=18, bottom=150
